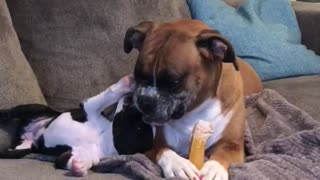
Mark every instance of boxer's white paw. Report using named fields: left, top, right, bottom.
left=111, top=73, right=136, bottom=93
left=71, top=157, right=89, bottom=177
left=158, top=150, right=200, bottom=180
left=200, top=160, right=228, bottom=180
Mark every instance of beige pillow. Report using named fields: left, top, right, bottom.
left=7, top=0, right=190, bottom=110
left=0, top=0, right=46, bottom=109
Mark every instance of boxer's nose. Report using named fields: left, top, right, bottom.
left=135, top=86, right=158, bottom=114
left=137, top=95, right=156, bottom=114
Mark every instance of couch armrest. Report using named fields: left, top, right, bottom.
left=292, top=1, right=320, bottom=55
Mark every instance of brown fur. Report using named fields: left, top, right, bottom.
left=129, top=19, right=262, bottom=173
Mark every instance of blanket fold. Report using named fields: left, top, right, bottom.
left=230, top=89, right=320, bottom=180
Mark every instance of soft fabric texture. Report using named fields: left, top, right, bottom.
left=92, top=89, right=320, bottom=179
left=0, top=0, right=46, bottom=109
left=0, top=159, right=126, bottom=180
left=22, top=153, right=163, bottom=179
left=187, top=0, right=320, bottom=81
left=6, top=0, right=191, bottom=110
left=92, top=154, right=163, bottom=179
left=293, top=1, right=320, bottom=55
left=230, top=89, right=320, bottom=179
left=20, top=88, right=320, bottom=179
left=2, top=1, right=320, bottom=179
left=0, top=0, right=46, bottom=153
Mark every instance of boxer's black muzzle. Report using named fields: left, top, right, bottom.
left=133, top=85, right=191, bottom=126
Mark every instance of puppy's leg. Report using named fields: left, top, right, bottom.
left=55, top=150, right=72, bottom=169
left=15, top=140, right=33, bottom=150
left=83, top=74, right=135, bottom=116
left=66, top=145, right=102, bottom=177
left=15, top=132, right=33, bottom=150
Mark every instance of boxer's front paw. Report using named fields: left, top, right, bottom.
left=111, top=73, right=136, bottom=93
left=200, top=160, right=228, bottom=180
left=158, top=150, right=200, bottom=180
left=71, top=157, right=89, bottom=177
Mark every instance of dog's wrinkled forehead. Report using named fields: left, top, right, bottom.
left=139, top=30, right=199, bottom=75
left=124, top=20, right=238, bottom=73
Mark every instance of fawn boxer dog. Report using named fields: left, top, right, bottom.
left=124, top=20, right=262, bottom=180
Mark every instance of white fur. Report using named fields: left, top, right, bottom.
left=17, top=117, right=53, bottom=149
left=42, top=76, right=135, bottom=173
left=159, top=98, right=232, bottom=179
left=15, top=139, right=33, bottom=150
left=158, top=149, right=200, bottom=180
left=153, top=60, right=157, bottom=88
left=163, top=98, right=233, bottom=156
left=15, top=75, right=135, bottom=176
left=67, top=145, right=103, bottom=176
left=200, top=160, right=228, bottom=180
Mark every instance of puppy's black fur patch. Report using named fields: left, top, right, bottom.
left=113, top=103, right=153, bottom=155
left=69, top=103, right=87, bottom=123
left=55, top=150, right=72, bottom=169
left=0, top=99, right=154, bottom=170
left=34, top=135, right=72, bottom=156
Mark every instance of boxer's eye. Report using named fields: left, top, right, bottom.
left=134, top=71, right=153, bottom=85
left=156, top=78, right=178, bottom=92
left=171, top=78, right=182, bottom=86
left=173, top=80, right=180, bottom=84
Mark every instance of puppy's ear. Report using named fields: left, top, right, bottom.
left=124, top=21, right=154, bottom=53
left=196, top=29, right=238, bottom=71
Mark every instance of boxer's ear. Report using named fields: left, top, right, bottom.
left=196, top=29, right=238, bottom=71
left=124, top=21, right=154, bottom=53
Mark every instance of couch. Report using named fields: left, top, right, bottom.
left=0, top=0, right=319, bottom=179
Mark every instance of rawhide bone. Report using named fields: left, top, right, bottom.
left=189, top=120, right=214, bottom=170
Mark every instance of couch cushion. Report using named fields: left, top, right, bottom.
left=0, top=159, right=126, bottom=180
left=293, top=1, right=320, bottom=55
left=0, top=0, right=46, bottom=109
left=0, top=0, right=46, bottom=152
left=7, top=0, right=191, bottom=110
left=263, top=75, right=320, bottom=121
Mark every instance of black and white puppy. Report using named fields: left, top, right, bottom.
left=0, top=74, right=154, bottom=176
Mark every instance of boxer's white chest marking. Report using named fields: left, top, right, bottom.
left=163, top=98, right=233, bottom=156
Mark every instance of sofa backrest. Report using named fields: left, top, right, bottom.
left=7, top=0, right=191, bottom=110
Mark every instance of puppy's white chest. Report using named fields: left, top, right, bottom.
left=44, top=113, right=115, bottom=154
left=163, top=98, right=233, bottom=156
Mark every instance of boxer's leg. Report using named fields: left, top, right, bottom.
left=200, top=107, right=245, bottom=180
left=83, top=74, right=135, bottom=117
left=145, top=127, right=200, bottom=180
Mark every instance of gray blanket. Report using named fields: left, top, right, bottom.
left=230, top=89, right=320, bottom=180
left=27, top=89, right=320, bottom=179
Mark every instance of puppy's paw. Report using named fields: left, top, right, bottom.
left=158, top=150, right=200, bottom=180
left=111, top=73, right=136, bottom=93
left=200, top=160, right=228, bottom=180
left=71, top=158, right=89, bottom=177
left=15, top=139, right=33, bottom=150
